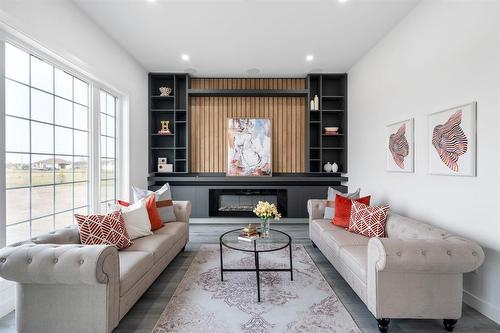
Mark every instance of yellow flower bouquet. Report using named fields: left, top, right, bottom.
left=253, top=201, right=281, bottom=238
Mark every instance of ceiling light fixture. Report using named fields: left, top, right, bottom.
left=146, top=0, right=157, bottom=3
left=338, top=0, right=350, bottom=3
left=306, top=55, right=314, bottom=62
left=181, top=54, right=190, bottom=61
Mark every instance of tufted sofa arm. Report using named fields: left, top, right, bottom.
left=368, top=236, right=484, bottom=274
left=173, top=200, right=192, bottom=223
left=307, top=199, right=326, bottom=222
left=0, top=243, right=119, bottom=285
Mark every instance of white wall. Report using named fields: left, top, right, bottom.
left=0, top=0, right=149, bottom=199
left=348, top=0, right=500, bottom=323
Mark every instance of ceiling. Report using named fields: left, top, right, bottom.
left=74, top=0, right=419, bottom=76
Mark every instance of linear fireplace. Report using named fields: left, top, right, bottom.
left=209, top=189, right=287, bottom=217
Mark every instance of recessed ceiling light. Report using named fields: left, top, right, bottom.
left=306, top=55, right=314, bottom=62
left=338, top=0, right=350, bottom=3
left=146, top=0, right=157, bottom=3
left=181, top=54, right=190, bottom=61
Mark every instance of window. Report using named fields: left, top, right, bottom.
left=3, top=42, right=120, bottom=245
left=99, top=90, right=117, bottom=212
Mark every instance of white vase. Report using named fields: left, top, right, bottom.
left=314, top=95, right=319, bottom=110
left=331, top=162, right=339, bottom=173
left=323, top=162, right=332, bottom=173
left=310, top=100, right=315, bottom=110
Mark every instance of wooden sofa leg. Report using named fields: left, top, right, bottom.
left=377, top=318, right=390, bottom=333
left=443, top=319, right=457, bottom=331
left=311, top=241, right=317, bottom=248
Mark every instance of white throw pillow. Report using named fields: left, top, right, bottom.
left=132, top=183, right=176, bottom=223
left=109, top=198, right=153, bottom=240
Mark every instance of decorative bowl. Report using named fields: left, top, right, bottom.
left=324, top=127, right=339, bottom=132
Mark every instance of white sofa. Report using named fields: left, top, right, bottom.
left=308, top=199, right=484, bottom=332
left=0, top=201, right=191, bottom=333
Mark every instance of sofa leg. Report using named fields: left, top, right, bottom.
left=377, top=318, right=390, bottom=333
left=182, top=246, right=186, bottom=252
left=311, top=241, right=317, bottom=248
left=443, top=319, right=457, bottom=331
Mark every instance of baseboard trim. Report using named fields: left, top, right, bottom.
left=463, top=290, right=500, bottom=324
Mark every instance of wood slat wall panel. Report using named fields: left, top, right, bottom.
left=190, top=96, right=306, bottom=173
left=190, top=78, right=306, bottom=90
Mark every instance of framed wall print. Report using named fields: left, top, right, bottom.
left=428, top=102, right=476, bottom=176
left=386, top=118, right=414, bottom=172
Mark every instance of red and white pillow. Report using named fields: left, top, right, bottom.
left=75, top=211, right=132, bottom=249
left=348, top=201, right=390, bottom=238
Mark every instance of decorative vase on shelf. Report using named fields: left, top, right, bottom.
left=260, top=218, right=270, bottom=238
left=331, top=162, right=339, bottom=173
left=323, top=162, right=333, bottom=173
left=314, top=95, right=319, bottom=110
left=310, top=100, right=315, bottom=110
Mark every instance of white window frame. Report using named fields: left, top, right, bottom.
left=0, top=33, right=124, bottom=247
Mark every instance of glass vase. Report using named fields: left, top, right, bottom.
left=260, top=218, right=270, bottom=238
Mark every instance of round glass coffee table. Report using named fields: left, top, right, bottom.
left=219, top=228, right=293, bottom=302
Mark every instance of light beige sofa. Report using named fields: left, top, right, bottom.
left=0, top=201, right=191, bottom=333
left=308, top=199, right=484, bottom=332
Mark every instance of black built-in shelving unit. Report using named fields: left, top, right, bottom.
left=148, top=73, right=189, bottom=174
left=307, top=74, right=348, bottom=173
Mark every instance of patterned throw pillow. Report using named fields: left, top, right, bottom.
left=132, top=183, right=176, bottom=223
left=324, top=187, right=360, bottom=219
left=75, top=211, right=132, bottom=249
left=348, top=201, right=390, bottom=237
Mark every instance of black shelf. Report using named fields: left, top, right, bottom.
left=307, top=73, right=347, bottom=173
left=149, top=73, right=189, bottom=174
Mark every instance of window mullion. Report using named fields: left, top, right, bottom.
left=91, top=85, right=101, bottom=213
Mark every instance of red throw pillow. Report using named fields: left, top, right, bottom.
left=348, top=201, right=390, bottom=237
left=75, top=211, right=132, bottom=249
left=118, top=195, right=163, bottom=231
left=333, top=194, right=371, bottom=228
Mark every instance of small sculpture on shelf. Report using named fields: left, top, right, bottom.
left=159, top=86, right=172, bottom=96
left=323, top=162, right=339, bottom=173
left=314, top=95, right=319, bottom=110
left=157, top=157, right=173, bottom=173
left=158, top=120, right=172, bottom=135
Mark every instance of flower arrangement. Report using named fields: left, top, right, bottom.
left=253, top=201, right=282, bottom=220
left=253, top=201, right=281, bottom=238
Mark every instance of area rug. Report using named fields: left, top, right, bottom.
left=152, top=244, right=361, bottom=333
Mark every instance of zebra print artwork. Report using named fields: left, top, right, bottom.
left=432, top=111, right=468, bottom=172
left=428, top=102, right=476, bottom=176
left=388, top=123, right=410, bottom=169
left=386, top=118, right=414, bottom=172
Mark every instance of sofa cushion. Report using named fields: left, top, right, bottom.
left=339, top=245, right=368, bottom=282
left=312, top=219, right=370, bottom=255
left=119, top=251, right=153, bottom=296
left=123, top=222, right=187, bottom=263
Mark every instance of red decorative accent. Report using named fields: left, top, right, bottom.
left=75, top=211, right=132, bottom=249
left=332, top=195, right=371, bottom=228
left=348, top=201, right=390, bottom=237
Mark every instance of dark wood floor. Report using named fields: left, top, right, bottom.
left=0, top=224, right=498, bottom=333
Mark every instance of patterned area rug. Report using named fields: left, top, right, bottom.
left=152, top=244, right=361, bottom=333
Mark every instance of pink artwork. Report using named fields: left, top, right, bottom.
left=388, top=123, right=409, bottom=169
left=386, top=119, right=413, bottom=172
left=431, top=111, right=468, bottom=172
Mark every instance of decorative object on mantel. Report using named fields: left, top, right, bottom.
left=159, top=86, right=172, bottom=96
left=253, top=201, right=281, bottom=238
left=314, top=94, right=319, bottom=110
left=323, top=162, right=333, bottom=173
left=227, top=118, right=272, bottom=176
left=386, top=118, right=414, bottom=173
left=428, top=102, right=476, bottom=176
left=324, top=127, right=340, bottom=135
left=158, top=120, right=171, bottom=135
left=310, top=99, right=315, bottom=110
left=331, top=162, right=338, bottom=173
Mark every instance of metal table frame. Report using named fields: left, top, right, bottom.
left=219, top=228, right=293, bottom=302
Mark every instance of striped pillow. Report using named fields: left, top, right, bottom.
left=324, top=187, right=360, bottom=219
left=75, top=211, right=132, bottom=249
left=132, top=183, right=176, bottom=223
left=348, top=201, right=390, bottom=238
